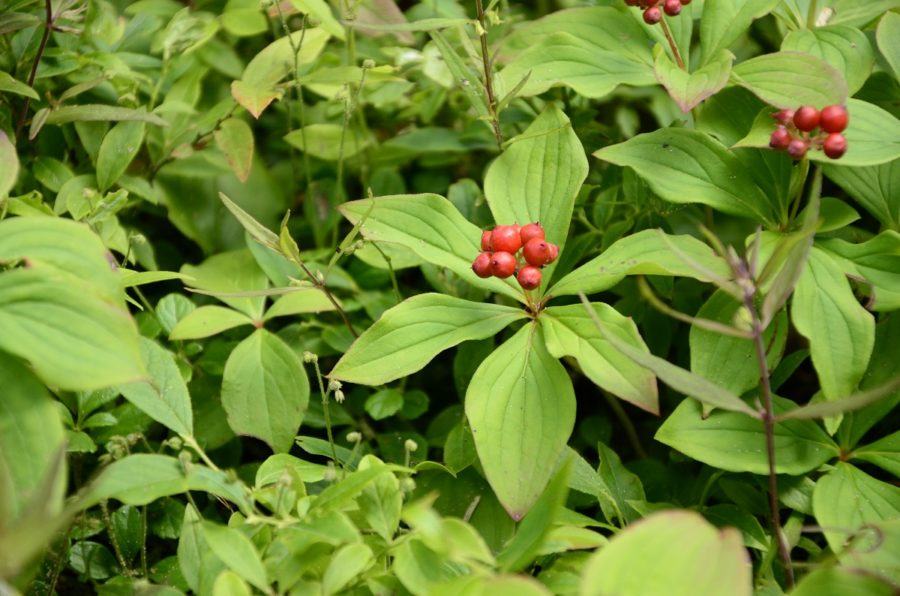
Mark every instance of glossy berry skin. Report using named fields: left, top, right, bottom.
left=772, top=109, right=794, bottom=125
left=480, top=230, right=492, bottom=251
left=472, top=252, right=492, bottom=278
left=523, top=238, right=552, bottom=267
left=820, top=105, right=848, bottom=133
left=769, top=126, right=791, bottom=150
left=643, top=6, right=661, bottom=23
left=547, top=243, right=559, bottom=263
left=517, top=266, right=542, bottom=290
left=793, top=106, right=820, bottom=132
left=664, top=0, right=681, bottom=16
left=787, top=139, right=809, bottom=160
left=823, top=133, right=847, bottom=159
left=490, top=225, right=522, bottom=253
left=490, top=251, right=517, bottom=278
left=519, top=222, right=545, bottom=244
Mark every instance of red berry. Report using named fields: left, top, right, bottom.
left=480, top=230, right=492, bottom=251
left=771, top=109, right=794, bottom=125
left=523, top=238, right=552, bottom=267
left=769, top=126, right=791, bottom=150
left=472, top=252, right=492, bottom=278
left=822, top=133, right=847, bottom=159
left=664, top=0, right=681, bottom=16
left=490, top=225, right=522, bottom=254
left=643, top=6, right=661, bottom=23
left=793, top=106, right=820, bottom=132
left=519, top=222, right=545, bottom=244
left=547, top=243, right=559, bottom=263
left=820, top=105, right=848, bottom=134
left=517, top=266, right=542, bottom=290
left=490, top=251, right=517, bottom=278
left=787, top=139, right=809, bottom=160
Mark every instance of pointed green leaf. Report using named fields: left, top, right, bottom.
left=42, top=105, right=167, bottom=127
left=731, top=51, right=848, bottom=110
left=96, top=120, right=146, bottom=192
left=118, top=337, right=193, bottom=435
left=181, top=249, right=268, bottom=319
left=284, top=123, right=374, bottom=161
left=823, top=160, right=900, bottom=229
left=792, top=567, right=897, bottom=596
left=596, top=441, right=645, bottom=525
left=699, top=0, right=781, bottom=65
left=484, top=106, right=588, bottom=269
left=782, top=26, right=874, bottom=95
left=170, top=305, right=254, bottom=340
left=201, top=521, right=268, bottom=591
left=0, top=71, right=39, bottom=100
left=330, top=293, right=524, bottom=385
left=179, top=505, right=226, bottom=595
left=214, top=118, right=254, bottom=182
left=792, top=247, right=875, bottom=402
left=817, top=231, right=900, bottom=312
left=550, top=229, right=732, bottom=297
left=877, top=12, right=900, bottom=81
left=290, top=0, right=344, bottom=39
left=655, top=48, right=733, bottom=113
left=594, top=128, right=774, bottom=222
left=0, top=131, right=18, bottom=200
left=263, top=287, right=336, bottom=319
left=339, top=194, right=520, bottom=300
left=322, top=543, right=374, bottom=595
left=543, top=303, right=658, bottom=414
left=580, top=510, right=752, bottom=596
left=656, top=397, right=839, bottom=474
left=466, top=324, right=576, bottom=520
left=854, top=430, right=900, bottom=477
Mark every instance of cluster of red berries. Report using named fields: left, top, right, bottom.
left=626, top=0, right=691, bottom=24
left=472, top=223, right=559, bottom=291
left=769, top=104, right=849, bottom=160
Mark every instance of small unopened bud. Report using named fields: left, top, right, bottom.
left=177, top=450, right=193, bottom=469
left=328, top=379, right=342, bottom=392
left=303, top=351, right=318, bottom=363
left=400, top=477, right=416, bottom=493
left=404, top=439, right=418, bottom=453
left=166, top=437, right=183, bottom=450
left=362, top=59, right=375, bottom=69
left=334, top=389, right=345, bottom=403
left=323, top=463, right=337, bottom=482
left=316, top=271, right=326, bottom=284
left=346, top=431, right=362, bottom=443
left=130, top=233, right=148, bottom=246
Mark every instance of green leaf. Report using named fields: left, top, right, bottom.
left=178, top=505, right=226, bottom=595
left=809, top=99, right=900, bottom=167
left=829, top=0, right=900, bottom=28
left=497, top=32, right=655, bottom=99
left=594, top=128, right=774, bottom=222
left=580, top=510, right=752, bottom=596
left=0, top=131, right=18, bottom=201
left=550, top=229, right=732, bottom=297
left=792, top=247, right=875, bottom=402
left=219, top=192, right=281, bottom=252
left=813, top=463, right=900, bottom=582
left=365, top=389, right=404, bottom=420
left=41, top=104, right=167, bottom=128
left=731, top=51, right=848, bottom=110
left=213, top=571, right=252, bottom=596
left=222, top=329, right=309, bottom=453
left=330, top=294, right=524, bottom=385
left=690, top=290, right=787, bottom=399
left=0, top=71, right=38, bottom=100
left=339, top=194, right=520, bottom=300
left=214, top=118, right=254, bottom=182
left=817, top=231, right=900, bottom=312
left=699, top=0, right=781, bottom=65
left=358, top=456, right=402, bottom=541
left=596, top=441, right=645, bottom=526
left=497, top=458, right=571, bottom=572
left=466, top=324, right=576, bottom=520
left=854, top=430, right=900, bottom=477
left=655, top=397, right=839, bottom=474
left=322, top=543, right=374, bottom=595
left=428, top=31, right=489, bottom=120
left=877, top=12, right=900, bottom=81
left=484, top=106, right=588, bottom=272
left=290, top=0, right=344, bottom=39
left=284, top=124, right=374, bottom=161
left=654, top=48, right=733, bottom=113
left=0, top=353, right=66, bottom=522
left=96, top=120, right=146, bottom=192
left=170, top=305, right=254, bottom=340
left=117, top=338, right=193, bottom=435
left=792, top=567, right=897, bottom=596
left=263, top=288, right=336, bottom=320
left=181, top=249, right=268, bottom=319
left=782, top=26, right=874, bottom=96
left=823, top=160, right=899, bottom=229
left=201, top=521, right=268, bottom=591
left=542, top=303, right=658, bottom=414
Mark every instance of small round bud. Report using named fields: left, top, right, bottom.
left=404, top=439, right=419, bottom=452
left=303, top=351, right=318, bottom=363
left=362, top=59, right=376, bottom=69
left=327, top=379, right=343, bottom=392
left=346, top=431, right=362, bottom=443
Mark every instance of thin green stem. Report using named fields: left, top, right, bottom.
left=369, top=241, right=402, bottom=303
left=475, top=0, right=503, bottom=148
left=659, top=16, right=686, bottom=70
left=101, top=499, right=131, bottom=577
left=310, top=358, right=341, bottom=471
left=274, top=4, right=312, bottom=191
left=182, top=435, right=221, bottom=472
left=807, top=0, right=818, bottom=29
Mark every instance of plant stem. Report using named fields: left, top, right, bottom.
left=182, top=435, right=221, bottom=472
left=659, top=16, right=686, bottom=70
left=310, top=358, right=341, bottom=472
left=15, top=0, right=53, bottom=141
left=298, top=261, right=358, bottom=337
left=807, top=0, right=818, bottom=29
left=743, top=288, right=795, bottom=589
left=475, top=0, right=503, bottom=148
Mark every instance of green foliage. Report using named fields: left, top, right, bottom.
left=1, top=0, right=899, bottom=592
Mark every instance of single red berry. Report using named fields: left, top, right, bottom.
left=822, top=133, right=847, bottom=159
left=547, top=243, right=559, bottom=263
left=769, top=126, right=791, bottom=150
left=793, top=106, right=820, bottom=132
left=490, top=225, right=522, bottom=254
left=523, top=238, right=552, bottom=267
left=519, top=222, right=545, bottom=244
left=490, top=251, right=517, bottom=278
left=472, top=252, right=492, bottom=278
left=643, top=6, right=661, bottom=23
left=664, top=0, right=681, bottom=16
left=787, top=139, right=809, bottom=160
left=517, top=266, right=542, bottom=290
left=820, top=105, right=848, bottom=134
left=480, top=230, right=492, bottom=251
left=771, top=109, right=795, bottom=125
